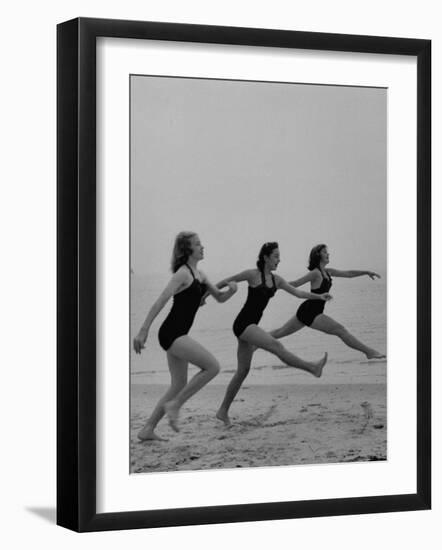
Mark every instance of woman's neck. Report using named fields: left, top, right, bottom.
left=187, top=258, right=198, bottom=270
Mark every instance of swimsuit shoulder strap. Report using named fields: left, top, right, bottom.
left=184, top=264, right=195, bottom=280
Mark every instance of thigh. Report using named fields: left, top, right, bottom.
left=311, top=314, right=344, bottom=335
left=166, top=352, right=188, bottom=386
left=169, top=335, right=219, bottom=370
left=275, top=314, right=305, bottom=335
left=240, top=324, right=279, bottom=353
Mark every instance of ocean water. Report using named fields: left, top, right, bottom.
left=130, top=272, right=387, bottom=386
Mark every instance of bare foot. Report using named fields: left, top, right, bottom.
left=216, top=409, right=232, bottom=427
left=137, top=427, right=168, bottom=442
left=312, top=352, right=328, bottom=378
left=164, top=401, right=180, bottom=432
left=366, top=349, right=386, bottom=360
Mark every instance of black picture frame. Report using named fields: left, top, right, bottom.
left=57, top=17, right=431, bottom=532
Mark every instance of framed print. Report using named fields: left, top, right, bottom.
left=57, top=18, right=431, bottom=532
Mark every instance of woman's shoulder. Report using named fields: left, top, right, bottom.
left=196, top=268, right=208, bottom=283
left=173, top=264, right=193, bottom=280
left=242, top=268, right=260, bottom=285
left=238, top=267, right=259, bottom=278
left=273, top=272, right=283, bottom=283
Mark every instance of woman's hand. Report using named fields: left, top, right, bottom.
left=320, top=293, right=333, bottom=302
left=133, top=327, right=149, bottom=354
left=367, top=271, right=380, bottom=280
left=227, top=281, right=238, bottom=293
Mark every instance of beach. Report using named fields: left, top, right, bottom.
left=130, top=273, right=387, bottom=473
left=130, top=381, right=386, bottom=473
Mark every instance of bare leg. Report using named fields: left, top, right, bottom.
left=269, top=315, right=305, bottom=339
left=311, top=314, right=386, bottom=359
left=216, top=340, right=254, bottom=426
left=241, top=325, right=327, bottom=377
left=137, top=353, right=188, bottom=441
left=163, top=336, right=220, bottom=432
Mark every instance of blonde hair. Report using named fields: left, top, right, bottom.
left=171, top=231, right=197, bottom=272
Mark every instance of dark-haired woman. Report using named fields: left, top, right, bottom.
left=133, top=232, right=237, bottom=439
left=270, top=244, right=385, bottom=359
left=214, top=242, right=332, bottom=426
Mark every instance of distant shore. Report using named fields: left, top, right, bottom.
left=130, top=382, right=386, bottom=474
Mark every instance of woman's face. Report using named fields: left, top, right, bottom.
left=189, top=235, right=204, bottom=261
left=265, top=248, right=280, bottom=271
left=320, top=246, right=330, bottom=265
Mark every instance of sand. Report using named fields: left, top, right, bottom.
left=130, top=382, right=386, bottom=473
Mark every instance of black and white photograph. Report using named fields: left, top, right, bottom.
left=1, top=0, right=437, bottom=543
left=130, top=75, right=387, bottom=473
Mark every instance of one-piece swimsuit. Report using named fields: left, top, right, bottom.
left=233, top=270, right=277, bottom=338
left=158, top=264, right=207, bottom=351
left=296, top=269, right=332, bottom=326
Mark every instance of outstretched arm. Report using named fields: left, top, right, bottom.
left=276, top=275, right=332, bottom=301
left=215, top=269, right=254, bottom=289
left=201, top=269, right=253, bottom=301
left=288, top=271, right=315, bottom=287
left=133, top=271, right=186, bottom=353
left=201, top=272, right=238, bottom=303
left=328, top=268, right=381, bottom=280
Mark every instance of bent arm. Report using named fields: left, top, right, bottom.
left=202, top=273, right=238, bottom=303
left=328, top=268, right=380, bottom=279
left=215, top=269, right=254, bottom=289
left=277, top=275, right=329, bottom=300
left=201, top=269, right=252, bottom=304
left=288, top=271, right=315, bottom=287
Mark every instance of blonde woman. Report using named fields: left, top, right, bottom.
left=133, top=232, right=237, bottom=439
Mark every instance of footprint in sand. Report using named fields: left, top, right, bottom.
left=239, top=404, right=277, bottom=429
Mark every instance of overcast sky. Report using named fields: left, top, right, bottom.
left=130, top=75, right=386, bottom=279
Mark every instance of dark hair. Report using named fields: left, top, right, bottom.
left=308, top=244, right=327, bottom=271
left=257, top=242, right=279, bottom=272
left=171, top=231, right=197, bottom=272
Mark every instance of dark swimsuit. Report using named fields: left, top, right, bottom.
left=233, top=271, right=277, bottom=338
left=296, top=270, right=332, bottom=326
left=158, top=264, right=207, bottom=351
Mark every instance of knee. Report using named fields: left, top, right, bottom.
left=333, top=324, right=347, bottom=337
left=207, top=359, right=221, bottom=378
